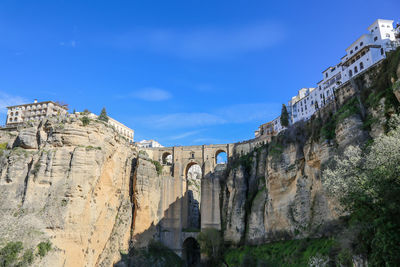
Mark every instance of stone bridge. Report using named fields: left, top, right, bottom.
left=143, top=144, right=234, bottom=258
left=139, top=138, right=269, bottom=263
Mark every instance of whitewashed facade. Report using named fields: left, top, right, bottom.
left=255, top=19, right=400, bottom=138
left=6, top=100, right=68, bottom=126
left=136, top=139, right=163, bottom=148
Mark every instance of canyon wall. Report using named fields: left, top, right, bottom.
left=0, top=117, right=135, bottom=266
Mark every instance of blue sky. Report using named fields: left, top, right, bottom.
left=1, top=0, right=399, bottom=146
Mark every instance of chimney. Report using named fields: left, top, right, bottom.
left=34, top=99, right=38, bottom=103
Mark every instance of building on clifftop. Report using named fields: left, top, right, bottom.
left=6, top=99, right=68, bottom=126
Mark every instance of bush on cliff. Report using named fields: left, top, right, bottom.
left=197, top=228, right=225, bottom=266
left=323, top=115, right=400, bottom=265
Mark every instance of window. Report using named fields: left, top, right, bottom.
left=354, top=66, right=358, bottom=74
left=387, top=25, right=390, bottom=28
left=361, top=51, right=366, bottom=56
left=351, top=59, right=355, bottom=64
left=349, top=69, right=353, bottom=77
left=326, top=73, right=328, bottom=78
left=386, top=33, right=390, bottom=38
left=360, top=62, right=364, bottom=70
left=319, top=86, right=321, bottom=90
left=356, top=55, right=360, bottom=60
left=10, top=112, right=13, bottom=116
left=15, top=112, right=18, bottom=116
left=360, top=41, right=363, bottom=46
left=374, top=36, right=378, bottom=42
left=381, top=48, right=384, bottom=55
left=355, top=46, right=358, bottom=51
left=350, top=50, right=353, bottom=54
left=371, top=29, right=374, bottom=33
left=320, top=94, right=322, bottom=98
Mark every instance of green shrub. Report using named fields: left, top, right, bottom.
left=151, top=160, right=163, bottom=175
left=224, top=238, right=335, bottom=267
left=31, top=161, right=41, bottom=176
left=21, top=249, right=34, bottom=265
left=80, top=116, right=90, bottom=126
left=85, top=146, right=101, bottom=151
left=0, top=241, right=23, bottom=267
left=37, top=241, right=51, bottom=258
left=197, top=228, right=224, bottom=266
left=0, top=142, right=7, bottom=150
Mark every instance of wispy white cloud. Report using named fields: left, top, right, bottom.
left=0, top=91, right=28, bottom=114
left=137, top=102, right=280, bottom=129
left=59, top=40, right=77, bottom=48
left=169, top=130, right=202, bottom=140
left=121, top=87, right=172, bottom=101
left=112, top=21, right=285, bottom=59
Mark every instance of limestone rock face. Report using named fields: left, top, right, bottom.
left=221, top=114, right=369, bottom=246
left=14, top=127, right=38, bottom=149
left=0, top=118, right=135, bottom=267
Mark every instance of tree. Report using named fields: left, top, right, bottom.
left=280, top=104, right=289, bottom=127
left=197, top=228, right=224, bottom=266
left=322, top=116, right=400, bottom=265
left=98, top=107, right=109, bottom=122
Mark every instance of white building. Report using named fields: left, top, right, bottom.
left=136, top=139, right=163, bottom=148
left=82, top=112, right=134, bottom=143
left=108, top=117, right=135, bottom=143
left=255, top=116, right=285, bottom=139
left=341, top=19, right=399, bottom=83
left=289, top=88, right=317, bottom=124
left=6, top=99, right=68, bottom=126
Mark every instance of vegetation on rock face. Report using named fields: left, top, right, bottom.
left=37, top=241, right=52, bottom=258
left=98, top=107, right=109, bottom=122
left=280, top=104, right=289, bottom=127
left=151, top=160, right=163, bottom=175
left=118, top=240, right=183, bottom=267
left=197, top=228, right=225, bottom=266
left=80, top=116, right=90, bottom=126
left=224, top=237, right=337, bottom=267
left=0, top=241, right=43, bottom=267
left=323, top=115, right=400, bottom=265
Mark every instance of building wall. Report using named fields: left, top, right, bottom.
left=108, top=117, right=134, bottom=143
left=6, top=101, right=68, bottom=125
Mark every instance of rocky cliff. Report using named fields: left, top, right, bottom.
left=221, top=50, right=400, bottom=246
left=0, top=116, right=135, bottom=266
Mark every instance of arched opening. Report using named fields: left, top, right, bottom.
left=215, top=150, right=227, bottom=164
left=162, top=152, right=172, bottom=165
left=186, top=163, right=202, bottom=229
left=182, top=237, right=200, bottom=267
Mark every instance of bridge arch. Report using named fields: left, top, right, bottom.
left=182, top=237, right=200, bottom=267
left=162, top=152, right=173, bottom=165
left=215, top=149, right=227, bottom=164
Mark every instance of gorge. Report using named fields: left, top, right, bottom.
left=0, top=48, right=400, bottom=266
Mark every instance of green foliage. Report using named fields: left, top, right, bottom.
left=37, top=241, right=51, bottom=258
left=320, top=98, right=360, bottom=141
left=280, top=104, right=289, bottom=127
left=231, top=153, right=253, bottom=174
left=120, top=240, right=182, bottom=266
left=98, top=107, right=109, bottom=122
left=224, top=237, right=335, bottom=267
left=85, top=146, right=101, bottom=151
left=0, top=142, right=7, bottom=150
left=197, top=228, right=224, bottom=266
left=268, top=142, right=283, bottom=161
left=31, top=161, right=41, bottom=176
left=323, top=122, right=400, bottom=265
left=151, top=160, right=163, bottom=175
left=0, top=242, right=24, bottom=267
left=0, top=142, right=7, bottom=157
left=21, top=249, right=34, bottom=266
left=80, top=116, right=90, bottom=126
